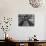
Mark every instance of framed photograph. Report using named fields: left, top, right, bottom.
left=18, top=14, right=35, bottom=26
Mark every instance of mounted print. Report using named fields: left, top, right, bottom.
left=18, top=14, right=35, bottom=26
left=29, top=0, right=43, bottom=8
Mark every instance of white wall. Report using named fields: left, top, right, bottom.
left=0, top=0, right=46, bottom=40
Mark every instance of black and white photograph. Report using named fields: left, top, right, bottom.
left=18, top=14, right=35, bottom=26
